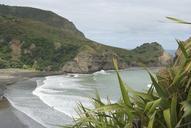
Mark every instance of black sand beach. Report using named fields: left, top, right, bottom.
left=0, top=98, right=45, bottom=128
left=0, top=69, right=48, bottom=128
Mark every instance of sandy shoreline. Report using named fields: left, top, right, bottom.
left=0, top=98, right=27, bottom=128
left=0, top=98, right=45, bottom=128
left=0, top=69, right=61, bottom=128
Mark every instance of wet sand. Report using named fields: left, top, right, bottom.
left=0, top=98, right=44, bottom=128
left=0, top=69, right=51, bottom=128
left=0, top=98, right=27, bottom=128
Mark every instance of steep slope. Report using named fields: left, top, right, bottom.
left=0, top=5, right=172, bottom=73
left=63, top=42, right=172, bottom=73
left=62, top=45, right=127, bottom=73
left=0, top=4, right=84, bottom=38
left=130, top=42, right=172, bottom=66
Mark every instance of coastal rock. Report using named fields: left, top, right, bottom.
left=62, top=43, right=172, bottom=73
left=62, top=45, right=127, bottom=73
left=130, top=42, right=173, bottom=67
left=10, top=39, right=21, bottom=60
left=159, top=51, right=173, bottom=66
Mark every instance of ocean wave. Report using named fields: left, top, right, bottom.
left=32, top=75, right=94, bottom=118
left=93, top=70, right=108, bottom=75
left=5, top=68, right=153, bottom=127
left=32, top=74, right=117, bottom=119
left=5, top=78, right=74, bottom=128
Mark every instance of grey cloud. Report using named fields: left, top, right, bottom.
left=1, top=0, right=191, bottom=49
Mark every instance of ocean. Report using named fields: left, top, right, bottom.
left=4, top=68, right=159, bottom=128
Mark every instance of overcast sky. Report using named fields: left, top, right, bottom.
left=1, top=0, right=191, bottom=50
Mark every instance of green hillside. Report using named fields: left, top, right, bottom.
left=0, top=5, right=172, bottom=73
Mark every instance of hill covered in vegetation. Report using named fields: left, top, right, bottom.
left=0, top=5, right=172, bottom=73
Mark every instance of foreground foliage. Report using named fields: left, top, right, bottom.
left=66, top=40, right=191, bottom=128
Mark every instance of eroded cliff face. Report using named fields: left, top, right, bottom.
left=159, top=52, right=173, bottom=66
left=62, top=46, right=127, bottom=73
left=62, top=44, right=172, bottom=73
left=10, top=39, right=21, bottom=61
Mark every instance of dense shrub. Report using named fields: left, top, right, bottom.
left=67, top=41, right=191, bottom=128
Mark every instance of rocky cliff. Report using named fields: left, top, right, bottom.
left=62, top=43, right=172, bottom=73
left=62, top=45, right=127, bottom=73
left=0, top=5, right=172, bottom=73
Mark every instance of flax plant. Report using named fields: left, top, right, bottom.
left=65, top=18, right=191, bottom=128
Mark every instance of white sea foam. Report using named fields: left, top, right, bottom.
left=5, top=69, right=154, bottom=127
left=5, top=78, right=74, bottom=128
left=32, top=75, right=94, bottom=118
left=93, top=70, right=108, bottom=75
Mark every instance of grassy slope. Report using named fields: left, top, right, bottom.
left=0, top=5, right=165, bottom=71
left=0, top=5, right=84, bottom=37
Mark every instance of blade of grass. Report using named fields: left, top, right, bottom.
left=163, top=109, right=172, bottom=128
left=113, top=58, right=132, bottom=108
left=166, top=17, right=191, bottom=24
left=148, top=72, right=168, bottom=98
left=171, top=94, right=177, bottom=127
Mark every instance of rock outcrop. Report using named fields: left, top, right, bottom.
left=159, top=52, right=173, bottom=66
left=62, top=45, right=127, bottom=73
left=62, top=44, right=172, bottom=73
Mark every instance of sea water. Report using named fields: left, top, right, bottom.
left=4, top=68, right=158, bottom=128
